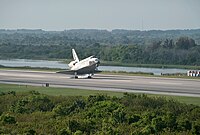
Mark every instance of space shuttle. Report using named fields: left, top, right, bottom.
left=57, top=49, right=101, bottom=78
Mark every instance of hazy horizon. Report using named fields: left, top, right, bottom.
left=0, top=0, right=200, bottom=31
left=1, top=28, right=200, bottom=32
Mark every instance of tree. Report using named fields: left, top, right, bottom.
left=0, top=114, right=16, bottom=124
left=151, top=116, right=165, bottom=132
left=68, top=120, right=81, bottom=132
left=177, top=118, right=191, bottom=131
left=58, top=128, right=71, bottom=135
left=162, top=39, right=174, bottom=49
left=25, top=129, right=36, bottom=135
left=128, top=114, right=141, bottom=124
left=112, top=108, right=126, bottom=124
left=10, top=95, right=54, bottom=113
left=74, top=130, right=82, bottom=135
left=175, top=37, right=196, bottom=49
left=192, top=121, right=200, bottom=135
left=163, top=112, right=177, bottom=131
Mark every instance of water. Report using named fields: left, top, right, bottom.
left=0, top=59, right=67, bottom=69
left=0, top=59, right=188, bottom=75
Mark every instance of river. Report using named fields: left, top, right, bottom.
left=0, top=59, right=188, bottom=75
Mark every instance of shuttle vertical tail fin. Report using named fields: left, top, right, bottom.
left=72, top=49, right=79, bottom=62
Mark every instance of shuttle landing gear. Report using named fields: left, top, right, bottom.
left=74, top=72, right=78, bottom=79
left=87, top=73, right=94, bottom=79
left=73, top=73, right=94, bottom=79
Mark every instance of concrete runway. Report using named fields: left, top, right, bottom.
left=0, top=70, right=200, bottom=97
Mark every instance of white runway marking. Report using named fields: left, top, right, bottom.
left=149, top=81, right=182, bottom=85
left=58, top=76, right=71, bottom=79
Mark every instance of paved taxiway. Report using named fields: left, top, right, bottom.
left=0, top=70, right=200, bottom=97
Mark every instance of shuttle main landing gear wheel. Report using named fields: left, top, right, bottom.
left=87, top=73, right=93, bottom=79
left=74, top=72, right=78, bottom=79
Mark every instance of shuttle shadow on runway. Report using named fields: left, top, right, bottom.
left=70, top=76, right=132, bottom=81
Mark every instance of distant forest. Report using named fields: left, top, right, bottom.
left=0, top=29, right=200, bottom=65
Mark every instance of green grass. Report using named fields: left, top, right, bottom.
left=0, top=83, right=200, bottom=106
left=164, top=95, right=200, bottom=105
left=0, top=65, right=60, bottom=72
left=101, top=71, right=200, bottom=80
left=0, top=83, right=124, bottom=97
left=100, top=61, right=200, bottom=70
left=101, top=71, right=154, bottom=76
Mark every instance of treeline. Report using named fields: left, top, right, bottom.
left=0, top=36, right=200, bottom=65
left=0, top=91, right=200, bottom=134
left=1, top=29, right=200, bottom=45
left=0, top=29, right=200, bottom=65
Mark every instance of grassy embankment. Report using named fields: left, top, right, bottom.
left=0, top=65, right=59, bottom=72
left=0, top=83, right=200, bottom=106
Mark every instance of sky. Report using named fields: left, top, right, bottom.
left=0, top=0, right=200, bottom=31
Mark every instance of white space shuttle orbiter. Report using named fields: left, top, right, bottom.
left=57, top=49, right=101, bottom=78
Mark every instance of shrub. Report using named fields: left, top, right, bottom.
left=0, top=114, right=16, bottom=124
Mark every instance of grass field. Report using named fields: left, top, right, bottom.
left=100, top=61, right=200, bottom=70
left=0, top=83, right=200, bottom=106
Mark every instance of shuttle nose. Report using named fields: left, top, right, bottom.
left=95, top=58, right=100, bottom=67
left=95, top=58, right=99, bottom=62
left=89, top=58, right=100, bottom=66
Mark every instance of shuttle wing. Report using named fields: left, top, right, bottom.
left=57, top=69, right=102, bottom=75
left=56, top=70, right=75, bottom=75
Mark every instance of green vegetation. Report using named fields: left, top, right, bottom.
left=101, top=71, right=200, bottom=79
left=0, top=87, right=200, bottom=134
left=101, top=61, right=200, bottom=70
left=101, top=71, right=154, bottom=76
left=0, top=83, right=200, bottom=106
left=0, top=29, right=200, bottom=66
left=0, top=84, right=124, bottom=97
left=0, top=65, right=60, bottom=72
left=1, top=28, right=200, bottom=134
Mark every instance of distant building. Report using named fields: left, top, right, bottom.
left=187, top=70, right=200, bottom=77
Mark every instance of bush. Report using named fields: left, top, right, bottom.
left=0, top=114, right=16, bottom=124
left=58, top=128, right=71, bottom=135
left=25, top=129, right=36, bottom=135
left=10, top=95, right=54, bottom=113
